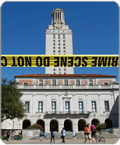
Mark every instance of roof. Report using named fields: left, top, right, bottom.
left=14, top=74, right=116, bottom=78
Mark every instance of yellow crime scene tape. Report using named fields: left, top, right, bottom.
left=1, top=55, right=119, bottom=67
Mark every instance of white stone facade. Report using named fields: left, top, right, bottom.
left=1, top=74, right=119, bottom=133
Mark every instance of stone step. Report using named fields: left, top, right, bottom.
left=30, top=132, right=118, bottom=140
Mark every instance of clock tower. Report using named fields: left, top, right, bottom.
left=45, top=8, right=74, bottom=74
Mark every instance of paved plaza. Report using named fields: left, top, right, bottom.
left=2, top=138, right=119, bottom=144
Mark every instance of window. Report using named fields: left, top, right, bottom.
left=64, top=80, right=68, bottom=86
left=63, top=47, right=65, bottom=50
left=58, top=40, right=60, bottom=42
left=79, top=101, right=83, bottom=113
left=52, top=101, right=56, bottom=113
left=104, top=83, right=108, bottom=86
left=65, top=101, right=70, bottom=113
left=89, top=79, right=93, bottom=86
left=39, top=79, right=43, bottom=86
left=104, top=101, right=109, bottom=111
left=63, top=40, right=65, bottom=42
left=53, top=47, right=55, bottom=49
left=58, top=47, right=60, bottom=49
left=53, top=50, right=55, bottom=55
left=63, top=43, right=65, bottom=46
left=15, top=82, right=19, bottom=85
left=24, top=83, right=28, bottom=86
left=53, top=40, right=55, bottom=42
left=38, top=101, right=43, bottom=112
left=53, top=79, right=56, bottom=86
left=92, top=101, right=97, bottom=111
left=63, top=35, right=65, bottom=39
left=25, top=101, right=30, bottom=112
left=76, top=80, right=80, bottom=86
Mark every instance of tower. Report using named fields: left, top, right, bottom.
left=45, top=8, right=74, bottom=74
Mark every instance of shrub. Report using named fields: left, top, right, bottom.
left=27, top=123, right=43, bottom=130
left=2, top=136, right=7, bottom=140
left=96, top=123, right=106, bottom=131
left=108, top=131, right=112, bottom=133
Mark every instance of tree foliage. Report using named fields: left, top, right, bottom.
left=1, top=78, right=25, bottom=122
left=96, top=123, right=107, bottom=131
left=27, top=123, right=43, bottom=130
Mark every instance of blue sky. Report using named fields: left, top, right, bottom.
left=1, top=2, right=119, bottom=81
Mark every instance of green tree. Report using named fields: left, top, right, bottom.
left=1, top=78, right=25, bottom=122
left=27, top=124, right=43, bottom=130
left=96, top=123, right=107, bottom=131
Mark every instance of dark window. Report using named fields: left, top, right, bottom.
left=53, top=80, right=56, bottom=86
left=52, top=101, right=56, bottom=113
left=65, top=80, right=68, bottom=86
left=76, top=80, right=80, bottom=86
left=104, top=101, right=109, bottom=111
left=79, top=101, right=83, bottom=113
left=89, top=79, right=93, bottom=86
left=39, top=80, right=43, bottom=86
left=25, top=101, right=29, bottom=112
left=92, top=101, right=97, bottom=111
left=65, top=101, right=70, bottom=113
left=24, top=83, right=28, bottom=86
left=104, top=83, right=108, bottom=86
left=38, top=101, right=43, bottom=112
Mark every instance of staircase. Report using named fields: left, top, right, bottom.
left=30, top=131, right=118, bottom=140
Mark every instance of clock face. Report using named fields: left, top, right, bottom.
left=55, top=23, right=62, bottom=28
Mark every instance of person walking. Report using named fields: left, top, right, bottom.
left=6, top=131, right=10, bottom=142
left=50, top=130, right=55, bottom=143
left=83, top=123, right=92, bottom=143
left=61, top=128, right=66, bottom=143
left=72, top=131, right=76, bottom=140
left=44, top=132, right=47, bottom=139
left=39, top=130, right=43, bottom=142
left=91, top=123, right=97, bottom=143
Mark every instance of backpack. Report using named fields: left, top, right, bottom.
left=7, top=132, right=9, bottom=136
left=52, top=132, right=55, bottom=137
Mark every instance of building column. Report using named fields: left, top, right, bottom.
left=59, top=119, right=64, bottom=133
left=45, top=120, right=50, bottom=133
left=73, top=120, right=78, bottom=133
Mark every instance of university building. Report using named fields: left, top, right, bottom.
left=1, top=8, right=119, bottom=133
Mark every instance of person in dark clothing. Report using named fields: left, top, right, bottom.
left=6, top=131, right=10, bottom=141
left=91, top=124, right=97, bottom=143
left=61, top=128, right=66, bottom=143
left=50, top=130, right=55, bottom=143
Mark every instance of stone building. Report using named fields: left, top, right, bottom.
left=1, top=8, right=119, bottom=133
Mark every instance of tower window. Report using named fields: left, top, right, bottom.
left=58, top=40, right=60, bottom=42
left=53, top=40, right=55, bottom=42
left=63, top=40, right=65, bottom=42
